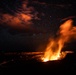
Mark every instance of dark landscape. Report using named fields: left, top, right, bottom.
left=0, top=51, right=76, bottom=75
left=0, top=0, right=76, bottom=75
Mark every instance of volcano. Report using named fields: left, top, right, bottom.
left=0, top=51, right=76, bottom=75
left=0, top=19, right=76, bottom=75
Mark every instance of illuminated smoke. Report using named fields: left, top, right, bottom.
left=0, top=0, right=39, bottom=29
left=59, top=19, right=76, bottom=42
left=41, top=19, right=76, bottom=62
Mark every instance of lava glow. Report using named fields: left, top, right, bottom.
left=41, top=19, right=75, bottom=62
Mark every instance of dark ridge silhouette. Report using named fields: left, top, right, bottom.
left=0, top=52, right=76, bottom=75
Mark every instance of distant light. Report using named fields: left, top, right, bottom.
left=33, top=34, right=36, bottom=36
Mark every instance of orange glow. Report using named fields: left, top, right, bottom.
left=0, top=13, right=32, bottom=29
left=41, top=20, right=74, bottom=62
left=41, top=39, right=65, bottom=62
left=20, top=13, right=32, bottom=21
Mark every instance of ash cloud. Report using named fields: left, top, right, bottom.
left=0, top=13, right=32, bottom=29
left=0, top=0, right=76, bottom=52
left=0, top=0, right=75, bottom=31
left=0, top=0, right=40, bottom=30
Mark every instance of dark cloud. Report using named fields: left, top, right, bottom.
left=61, top=16, right=76, bottom=21
left=0, top=0, right=76, bottom=52
left=0, top=28, right=50, bottom=52
left=0, top=0, right=40, bottom=30
left=0, top=0, right=75, bottom=31
left=0, top=13, right=32, bottom=29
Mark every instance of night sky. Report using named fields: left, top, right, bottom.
left=0, top=0, right=76, bottom=52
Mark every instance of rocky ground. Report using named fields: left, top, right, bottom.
left=0, top=52, right=76, bottom=75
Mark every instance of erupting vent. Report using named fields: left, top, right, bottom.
left=40, top=20, right=75, bottom=62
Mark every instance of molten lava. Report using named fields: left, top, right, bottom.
left=41, top=40, right=67, bottom=62
left=41, top=19, right=75, bottom=62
